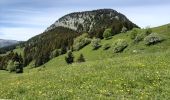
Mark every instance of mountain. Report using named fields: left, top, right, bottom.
left=23, top=9, right=139, bottom=67
left=46, top=9, right=138, bottom=33
left=0, top=39, right=19, bottom=48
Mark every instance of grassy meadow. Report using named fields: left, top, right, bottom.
left=0, top=24, right=170, bottom=99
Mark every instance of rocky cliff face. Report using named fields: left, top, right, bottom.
left=45, top=9, right=138, bottom=33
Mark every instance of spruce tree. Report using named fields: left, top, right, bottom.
left=77, top=54, right=85, bottom=63
left=65, top=50, right=74, bottom=64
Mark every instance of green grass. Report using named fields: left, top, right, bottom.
left=0, top=24, right=170, bottom=99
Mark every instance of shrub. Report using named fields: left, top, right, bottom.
left=103, top=28, right=112, bottom=40
left=50, top=49, right=60, bottom=59
left=103, top=43, right=110, bottom=50
left=130, top=28, right=139, bottom=40
left=134, top=33, right=145, bottom=43
left=6, top=60, right=22, bottom=73
left=145, top=27, right=152, bottom=35
left=65, top=50, right=74, bottom=64
left=7, top=60, right=15, bottom=72
left=121, top=26, right=127, bottom=33
left=73, top=33, right=91, bottom=51
left=76, top=54, right=85, bottom=63
left=113, top=39, right=128, bottom=53
left=144, top=33, right=164, bottom=45
left=91, top=38, right=101, bottom=50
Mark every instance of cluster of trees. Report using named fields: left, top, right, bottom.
left=0, top=42, right=25, bottom=54
left=0, top=51, right=23, bottom=73
left=0, top=44, right=17, bottom=54
left=23, top=27, right=80, bottom=67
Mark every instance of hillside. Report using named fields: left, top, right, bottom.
left=0, top=24, right=170, bottom=99
left=23, top=9, right=138, bottom=67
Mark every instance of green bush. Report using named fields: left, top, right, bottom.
left=73, top=33, right=91, bottom=51
left=76, top=54, right=85, bottom=63
left=144, top=33, right=164, bottom=45
left=134, top=32, right=145, bottom=43
left=145, top=27, right=152, bottom=35
left=7, top=60, right=21, bottom=73
left=102, top=43, right=110, bottom=50
left=130, top=28, right=139, bottom=40
left=65, top=50, right=74, bottom=64
left=113, top=39, right=128, bottom=53
left=91, top=38, right=101, bottom=50
left=7, top=60, right=15, bottom=72
left=103, top=28, right=112, bottom=40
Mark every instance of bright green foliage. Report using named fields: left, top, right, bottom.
left=7, top=60, right=22, bottom=73
left=65, top=50, right=74, bottom=64
left=102, top=43, right=110, bottom=50
left=130, top=28, right=139, bottom=39
left=91, top=38, right=101, bottom=50
left=144, top=33, right=164, bottom=45
left=113, top=39, right=128, bottom=53
left=73, top=33, right=91, bottom=51
left=76, top=53, right=85, bottom=63
left=103, top=28, right=112, bottom=40
left=134, top=32, right=145, bottom=43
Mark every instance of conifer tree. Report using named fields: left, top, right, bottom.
left=65, top=50, right=74, bottom=64
left=77, top=54, right=85, bottom=63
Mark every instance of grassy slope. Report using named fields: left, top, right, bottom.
left=0, top=24, right=170, bottom=99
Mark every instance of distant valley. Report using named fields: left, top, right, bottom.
left=0, top=39, right=19, bottom=48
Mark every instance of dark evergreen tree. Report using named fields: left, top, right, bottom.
left=65, top=50, right=74, bottom=64
left=77, top=54, right=85, bottom=63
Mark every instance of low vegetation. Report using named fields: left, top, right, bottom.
left=113, top=39, right=128, bottom=53
left=91, top=38, right=101, bottom=50
left=144, top=33, right=164, bottom=45
left=103, top=28, right=112, bottom=40
left=73, top=33, right=91, bottom=51
left=102, top=43, right=111, bottom=50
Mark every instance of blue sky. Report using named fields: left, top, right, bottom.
left=0, top=0, right=170, bottom=41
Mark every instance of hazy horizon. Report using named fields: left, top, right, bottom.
left=0, top=0, right=170, bottom=41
